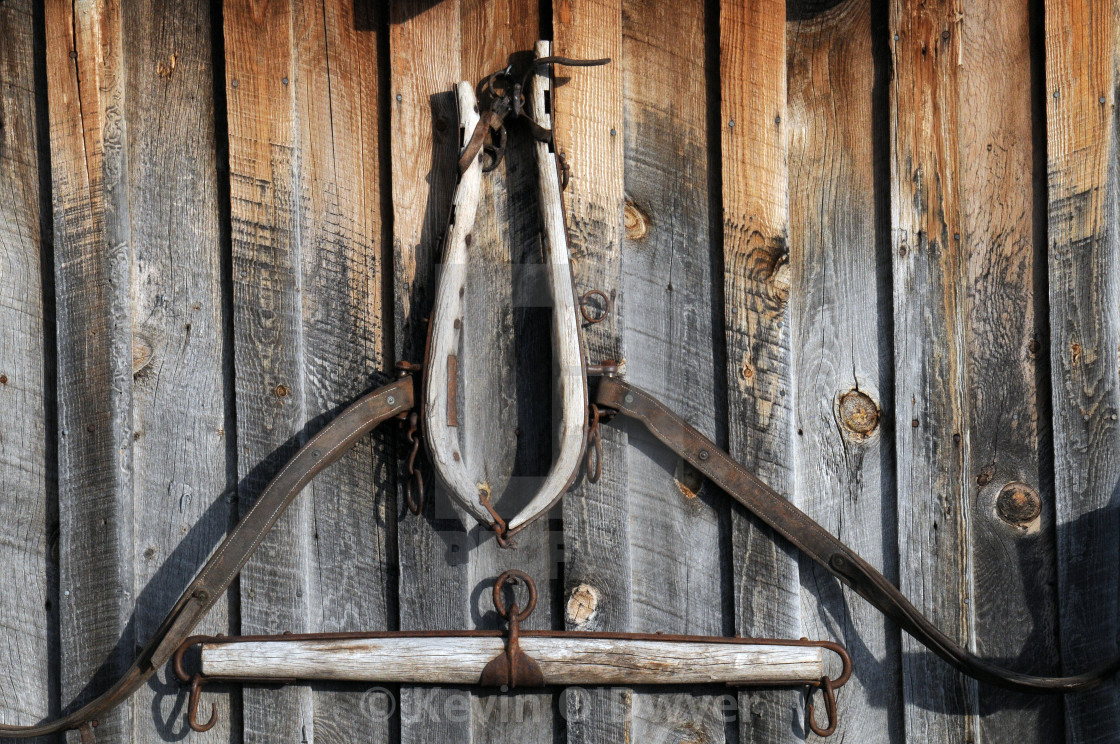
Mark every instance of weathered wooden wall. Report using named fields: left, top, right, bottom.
left=0, top=0, right=1118, bottom=742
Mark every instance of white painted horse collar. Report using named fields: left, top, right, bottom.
left=417, top=44, right=609, bottom=543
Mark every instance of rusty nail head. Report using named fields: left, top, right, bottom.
left=0, top=374, right=7, bottom=384
left=275, top=384, right=288, bottom=397
left=87, top=424, right=95, bottom=432
left=996, top=482, right=1041, bottom=526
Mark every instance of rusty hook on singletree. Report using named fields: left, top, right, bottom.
left=804, top=639, right=851, bottom=737
left=186, top=674, right=218, bottom=733
left=173, top=634, right=220, bottom=732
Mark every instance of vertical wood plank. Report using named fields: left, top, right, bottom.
left=392, top=2, right=555, bottom=740
left=960, top=0, right=1063, bottom=740
left=225, top=2, right=309, bottom=737
left=0, top=0, right=54, bottom=728
left=389, top=2, right=470, bottom=741
left=623, top=0, right=727, bottom=740
left=553, top=1, right=631, bottom=740
left=721, top=0, right=802, bottom=740
left=225, top=0, right=391, bottom=741
left=1045, top=0, right=1120, bottom=740
left=45, top=2, right=134, bottom=734
left=890, top=1, right=976, bottom=741
left=47, top=0, right=232, bottom=741
left=457, top=4, right=556, bottom=742
left=122, top=0, right=234, bottom=741
left=786, top=1, right=902, bottom=741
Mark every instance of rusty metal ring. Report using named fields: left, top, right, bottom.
left=482, top=124, right=507, bottom=173
left=405, top=468, right=425, bottom=515
left=492, top=569, right=537, bottom=622
left=579, top=289, right=610, bottom=324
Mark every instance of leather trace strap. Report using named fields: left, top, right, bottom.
left=595, top=376, right=1120, bottom=694
left=0, top=377, right=414, bottom=740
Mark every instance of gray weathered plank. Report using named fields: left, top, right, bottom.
left=721, top=0, right=803, bottom=740
left=0, top=0, right=54, bottom=729
left=46, top=1, right=233, bottom=742
left=890, top=1, right=976, bottom=740
left=553, top=1, right=632, bottom=741
left=786, top=1, right=902, bottom=741
left=623, top=0, right=728, bottom=741
left=121, top=1, right=234, bottom=741
left=225, top=0, right=392, bottom=741
left=1045, top=0, right=1120, bottom=740
left=45, top=1, right=135, bottom=735
left=959, top=1, right=1063, bottom=740
left=389, top=3, right=473, bottom=741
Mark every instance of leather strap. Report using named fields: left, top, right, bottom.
left=0, top=377, right=414, bottom=739
left=596, top=376, right=1120, bottom=694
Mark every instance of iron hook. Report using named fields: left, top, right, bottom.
left=187, top=674, right=218, bottom=733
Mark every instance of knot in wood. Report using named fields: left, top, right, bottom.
left=838, top=390, right=880, bottom=436
left=566, top=584, right=600, bottom=626
left=996, top=482, right=1041, bottom=527
left=624, top=201, right=647, bottom=240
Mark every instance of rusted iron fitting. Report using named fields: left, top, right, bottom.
left=479, top=570, right=545, bottom=687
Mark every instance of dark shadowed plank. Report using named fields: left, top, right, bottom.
left=959, top=1, right=1063, bottom=741
left=786, top=1, right=902, bottom=741
left=624, top=0, right=728, bottom=741
left=553, top=1, right=631, bottom=741
left=456, top=4, right=556, bottom=742
left=45, top=2, right=136, bottom=740
left=225, top=0, right=392, bottom=741
left=1045, top=0, right=1120, bottom=741
left=0, top=0, right=53, bottom=729
left=721, top=0, right=802, bottom=740
left=890, top=1, right=975, bottom=741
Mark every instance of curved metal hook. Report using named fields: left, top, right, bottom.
left=187, top=675, right=218, bottom=733
left=806, top=676, right=838, bottom=737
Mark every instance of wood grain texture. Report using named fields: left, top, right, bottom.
left=1045, top=0, right=1120, bottom=740
left=225, top=0, right=390, bottom=741
left=45, top=1, right=136, bottom=739
left=959, top=1, right=1063, bottom=740
left=391, top=2, right=554, bottom=741
left=623, top=1, right=728, bottom=741
left=119, top=2, right=234, bottom=741
left=552, top=2, right=630, bottom=739
left=455, top=6, right=556, bottom=742
left=721, top=0, right=802, bottom=740
left=389, top=3, right=472, bottom=741
left=890, top=0, right=977, bottom=740
left=203, top=637, right=824, bottom=685
left=786, top=1, right=901, bottom=741
left=0, top=0, right=53, bottom=728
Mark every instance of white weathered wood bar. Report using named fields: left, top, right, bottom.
left=201, top=637, right=824, bottom=686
